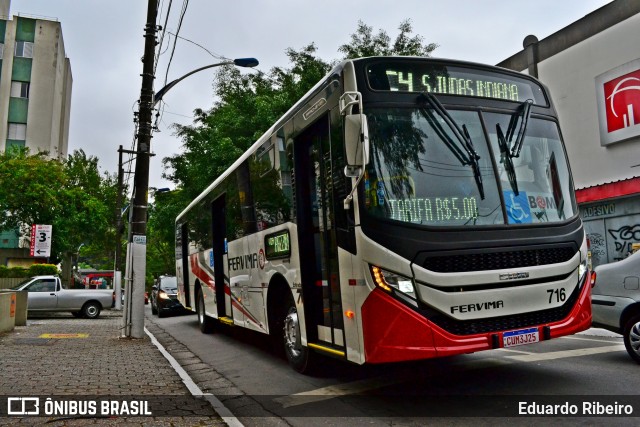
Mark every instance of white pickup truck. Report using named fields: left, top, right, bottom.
left=10, top=275, right=113, bottom=319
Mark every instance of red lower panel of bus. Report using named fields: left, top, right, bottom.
left=361, top=273, right=592, bottom=364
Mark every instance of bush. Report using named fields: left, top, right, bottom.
left=28, top=264, right=59, bottom=276
left=0, top=264, right=58, bottom=278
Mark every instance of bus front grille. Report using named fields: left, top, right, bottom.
left=421, top=245, right=576, bottom=273
left=426, top=283, right=579, bottom=336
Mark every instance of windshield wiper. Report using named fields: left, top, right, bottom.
left=495, top=99, right=534, bottom=196
left=418, top=92, right=485, bottom=200
left=509, top=99, right=533, bottom=158
left=496, top=123, right=519, bottom=195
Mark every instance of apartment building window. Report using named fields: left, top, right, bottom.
left=7, top=123, right=26, bottom=140
left=14, top=41, right=33, bottom=58
left=10, top=81, right=30, bottom=98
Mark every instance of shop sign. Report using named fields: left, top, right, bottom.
left=596, top=58, right=640, bottom=146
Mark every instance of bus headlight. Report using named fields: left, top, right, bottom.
left=579, top=237, right=589, bottom=286
left=578, top=257, right=588, bottom=286
left=370, top=265, right=416, bottom=300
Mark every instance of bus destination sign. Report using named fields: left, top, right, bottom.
left=265, top=230, right=291, bottom=260
left=367, top=61, right=546, bottom=105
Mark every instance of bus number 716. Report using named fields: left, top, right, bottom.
left=547, top=288, right=567, bottom=304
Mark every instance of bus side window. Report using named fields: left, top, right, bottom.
left=249, top=133, right=294, bottom=231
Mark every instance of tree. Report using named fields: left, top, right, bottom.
left=338, top=19, right=438, bottom=59
left=0, top=148, right=118, bottom=282
left=0, top=148, right=65, bottom=232
left=57, top=150, right=119, bottom=280
left=163, top=43, right=330, bottom=201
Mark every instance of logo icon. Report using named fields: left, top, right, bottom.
left=7, top=397, right=40, bottom=415
left=603, top=69, right=640, bottom=134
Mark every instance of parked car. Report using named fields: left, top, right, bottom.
left=10, top=275, right=113, bottom=319
left=151, top=275, right=183, bottom=317
left=591, top=251, right=640, bottom=364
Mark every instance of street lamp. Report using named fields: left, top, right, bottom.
left=153, top=58, right=259, bottom=106
left=123, top=52, right=259, bottom=338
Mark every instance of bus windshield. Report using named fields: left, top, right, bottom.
left=364, top=107, right=577, bottom=227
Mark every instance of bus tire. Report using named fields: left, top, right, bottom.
left=197, top=291, right=215, bottom=334
left=282, top=297, right=315, bottom=374
left=623, top=313, right=640, bottom=364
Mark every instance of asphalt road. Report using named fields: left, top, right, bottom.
left=145, top=304, right=639, bottom=426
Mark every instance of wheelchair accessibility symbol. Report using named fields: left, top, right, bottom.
left=505, top=191, right=532, bottom=224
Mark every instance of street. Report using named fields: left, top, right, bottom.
left=144, top=304, right=640, bottom=426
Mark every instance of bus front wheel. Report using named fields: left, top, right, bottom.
left=283, top=300, right=314, bottom=374
left=197, top=291, right=215, bottom=334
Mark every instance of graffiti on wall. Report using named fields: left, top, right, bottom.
left=608, top=224, right=640, bottom=260
left=588, top=232, right=606, bottom=258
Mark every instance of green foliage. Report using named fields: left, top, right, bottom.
left=163, top=42, right=331, bottom=201
left=338, top=19, right=438, bottom=59
left=0, top=264, right=57, bottom=278
left=0, top=148, right=118, bottom=271
left=28, top=264, right=58, bottom=276
left=0, top=264, right=58, bottom=278
left=0, top=148, right=65, bottom=231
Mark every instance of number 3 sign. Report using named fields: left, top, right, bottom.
left=30, top=224, right=52, bottom=257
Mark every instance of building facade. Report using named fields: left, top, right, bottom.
left=0, top=0, right=72, bottom=158
left=498, top=0, right=640, bottom=267
left=0, top=0, right=72, bottom=266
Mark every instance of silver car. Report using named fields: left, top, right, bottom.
left=591, top=251, right=640, bottom=364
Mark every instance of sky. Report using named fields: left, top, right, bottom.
left=10, top=0, right=613, bottom=192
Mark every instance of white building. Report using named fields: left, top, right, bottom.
left=0, top=0, right=72, bottom=159
left=498, top=0, right=640, bottom=266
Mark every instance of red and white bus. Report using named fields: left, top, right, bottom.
left=175, top=56, right=591, bottom=373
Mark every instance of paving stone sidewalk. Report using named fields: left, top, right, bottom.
left=0, top=311, right=226, bottom=426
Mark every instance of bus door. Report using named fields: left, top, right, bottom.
left=179, top=223, right=191, bottom=308
left=294, top=116, right=345, bottom=350
left=211, top=195, right=232, bottom=320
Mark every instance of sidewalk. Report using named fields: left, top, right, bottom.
left=0, top=310, right=227, bottom=426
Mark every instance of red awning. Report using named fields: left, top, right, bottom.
left=576, top=177, right=640, bottom=204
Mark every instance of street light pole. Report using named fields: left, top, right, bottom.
left=123, top=1, right=258, bottom=339
left=124, top=0, right=158, bottom=338
left=153, top=57, right=259, bottom=106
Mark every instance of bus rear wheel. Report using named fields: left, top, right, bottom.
left=282, top=300, right=314, bottom=374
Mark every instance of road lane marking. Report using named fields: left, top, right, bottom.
left=561, top=335, right=623, bottom=344
left=145, top=327, right=244, bottom=427
left=497, top=348, right=534, bottom=355
left=274, top=377, right=400, bottom=408
left=504, top=345, right=625, bottom=362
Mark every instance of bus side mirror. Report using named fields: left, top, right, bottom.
left=344, top=113, right=369, bottom=178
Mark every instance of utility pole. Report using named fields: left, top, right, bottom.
left=123, top=0, right=158, bottom=338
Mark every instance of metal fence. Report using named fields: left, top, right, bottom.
left=0, top=278, right=25, bottom=289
